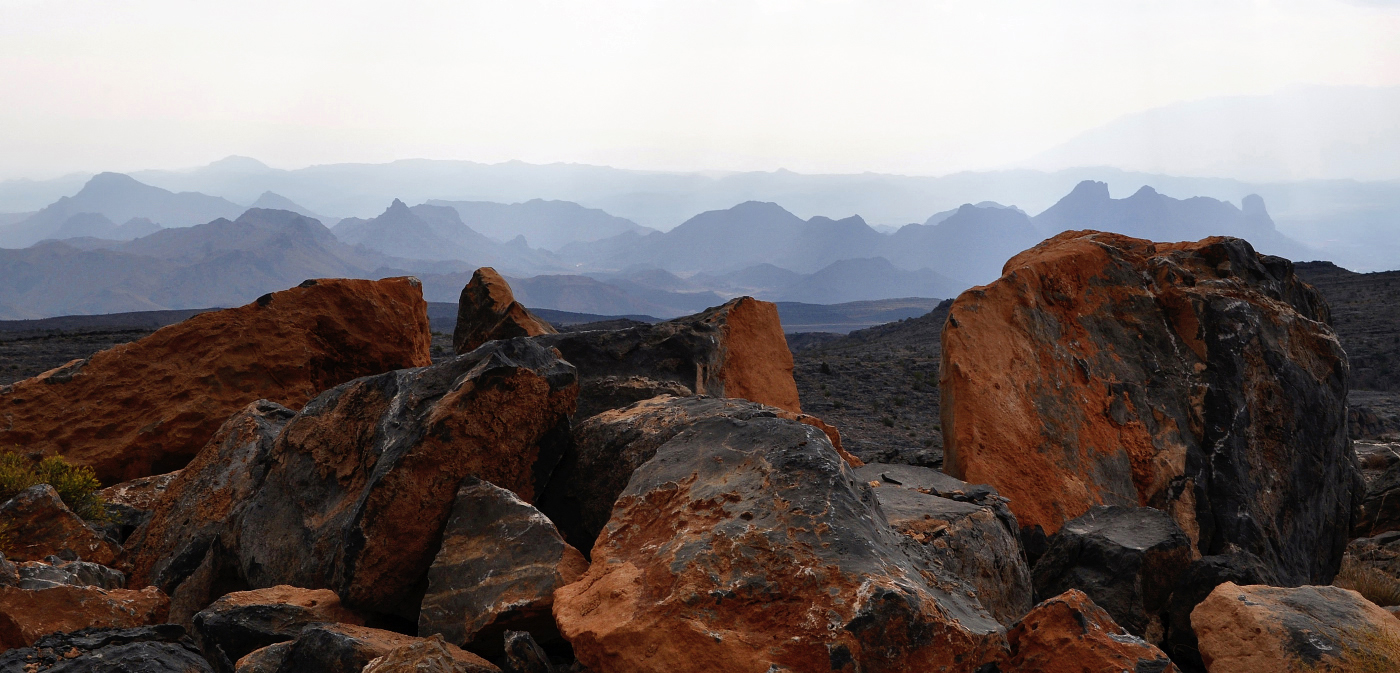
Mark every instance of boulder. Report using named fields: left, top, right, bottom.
left=96, top=470, right=180, bottom=543
left=1032, top=505, right=1193, bottom=645
left=535, top=296, right=800, bottom=419
left=1191, top=581, right=1400, bottom=672
left=0, top=584, right=169, bottom=650
left=855, top=463, right=1033, bottom=625
left=1346, top=531, right=1400, bottom=578
left=16, top=559, right=125, bottom=590
left=125, top=400, right=296, bottom=625
left=453, top=267, right=556, bottom=355
left=553, top=412, right=1008, bottom=673
left=0, top=555, right=15, bottom=587
left=0, top=277, right=432, bottom=483
left=234, top=338, right=576, bottom=620
left=1354, top=446, right=1400, bottom=538
left=192, top=586, right=363, bottom=673
left=237, top=624, right=498, bottom=673
left=419, top=477, right=586, bottom=657
left=501, top=631, right=555, bottom=673
left=362, top=635, right=501, bottom=673
left=1162, top=552, right=1279, bottom=671
left=536, top=395, right=858, bottom=555
left=1002, top=589, right=1177, bottom=672
left=941, top=231, right=1359, bottom=585
left=0, top=484, right=120, bottom=565
left=0, top=624, right=212, bottom=673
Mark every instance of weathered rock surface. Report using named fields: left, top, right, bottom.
left=453, top=267, right=556, bottom=355
left=941, top=231, right=1359, bottom=585
left=536, top=296, right=800, bottom=419
left=537, top=395, right=857, bottom=555
left=192, top=585, right=363, bottom=673
left=235, top=337, right=576, bottom=620
left=0, top=624, right=212, bottom=673
left=501, top=631, right=555, bottom=673
left=0, top=584, right=169, bottom=649
left=419, top=477, right=586, bottom=657
left=0, top=277, right=432, bottom=483
left=0, top=484, right=119, bottom=565
left=553, top=413, right=1008, bottom=673
left=16, top=558, right=125, bottom=590
left=1032, top=505, right=1192, bottom=645
left=856, top=463, right=1032, bottom=626
left=362, top=635, right=500, bottom=673
left=96, top=470, right=180, bottom=543
left=1002, top=589, right=1177, bottom=673
left=1162, top=552, right=1279, bottom=671
left=1192, top=581, right=1400, bottom=672
left=1354, top=443, right=1400, bottom=538
left=236, top=624, right=498, bottom=673
left=1346, top=530, right=1400, bottom=578
left=126, top=400, right=295, bottom=625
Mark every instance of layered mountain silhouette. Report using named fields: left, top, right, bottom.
left=426, top=199, right=654, bottom=250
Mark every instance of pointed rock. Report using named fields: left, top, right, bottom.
left=453, top=267, right=556, bottom=354
left=1002, top=589, right=1177, bottom=672
left=0, top=484, right=119, bottom=565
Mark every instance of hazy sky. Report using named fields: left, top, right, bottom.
left=1, top=0, right=1398, bottom=179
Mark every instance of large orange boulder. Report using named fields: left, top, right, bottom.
left=0, top=584, right=169, bottom=650
left=941, top=231, right=1358, bottom=584
left=536, top=296, right=801, bottom=419
left=452, top=267, right=556, bottom=354
left=1191, top=581, right=1400, bottom=672
left=553, top=411, right=1007, bottom=673
left=0, top=277, right=432, bottom=483
left=0, top=484, right=120, bottom=566
left=1002, top=589, right=1177, bottom=672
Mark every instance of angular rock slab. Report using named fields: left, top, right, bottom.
left=537, top=395, right=858, bottom=555
left=362, top=634, right=501, bottom=673
left=419, top=477, right=586, bottom=657
left=192, top=585, right=364, bottom=673
left=16, top=558, right=125, bottom=590
left=0, top=276, right=432, bottom=482
left=941, top=231, right=1358, bottom=585
left=238, top=624, right=499, bottom=673
left=1191, top=581, right=1400, bottom=672
left=536, top=295, right=800, bottom=418
left=855, top=463, right=1032, bottom=626
left=554, top=414, right=1007, bottom=673
left=1002, top=589, right=1177, bottom=673
left=453, top=267, right=556, bottom=355
left=0, top=584, right=169, bottom=649
left=0, top=624, right=212, bottom=673
left=1032, top=505, right=1192, bottom=645
left=0, top=484, right=120, bottom=565
left=235, top=338, right=577, bottom=619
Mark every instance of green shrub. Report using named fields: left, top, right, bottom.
left=0, top=451, right=108, bottom=522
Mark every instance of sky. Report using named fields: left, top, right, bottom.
left=1, top=0, right=1398, bottom=180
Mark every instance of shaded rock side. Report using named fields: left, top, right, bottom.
left=537, top=395, right=857, bottom=556
left=0, top=484, right=120, bottom=566
left=501, top=631, right=555, bottom=673
left=0, top=624, right=212, bottom=673
left=236, top=624, right=498, bottom=673
left=856, top=463, right=1033, bottom=626
left=453, top=267, right=556, bottom=355
left=1002, top=589, right=1177, bottom=673
left=1191, top=581, right=1400, bottom=672
left=0, top=584, right=169, bottom=650
left=363, top=635, right=501, bottom=673
left=0, top=277, right=432, bottom=483
left=1032, top=505, right=1192, bottom=645
left=234, top=338, right=577, bottom=619
left=1162, top=552, right=1279, bottom=671
left=16, top=558, right=125, bottom=590
left=536, top=295, right=800, bottom=418
left=125, top=400, right=295, bottom=624
left=192, top=585, right=364, bottom=673
left=553, top=413, right=1008, bottom=673
left=941, top=231, right=1358, bottom=585
left=419, top=477, right=586, bottom=657
left=96, top=470, right=180, bottom=544
left=1354, top=449, right=1400, bottom=538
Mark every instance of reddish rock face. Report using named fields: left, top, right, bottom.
left=537, top=296, right=801, bottom=419
left=941, top=231, right=1357, bottom=584
left=1002, top=589, right=1177, bottom=672
left=0, top=277, right=432, bottom=483
left=0, top=584, right=169, bottom=650
left=554, top=413, right=1007, bottom=673
left=453, top=267, right=556, bottom=355
left=1192, top=582, right=1400, bottom=672
left=362, top=635, right=500, bottom=673
left=0, top=484, right=120, bottom=566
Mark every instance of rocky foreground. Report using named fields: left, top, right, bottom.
left=1, top=238, right=1399, bottom=672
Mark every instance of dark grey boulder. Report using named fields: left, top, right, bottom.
left=192, top=586, right=363, bottom=673
left=1032, top=505, right=1192, bottom=646
left=501, top=631, right=555, bottom=673
left=0, top=624, right=212, bottom=673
